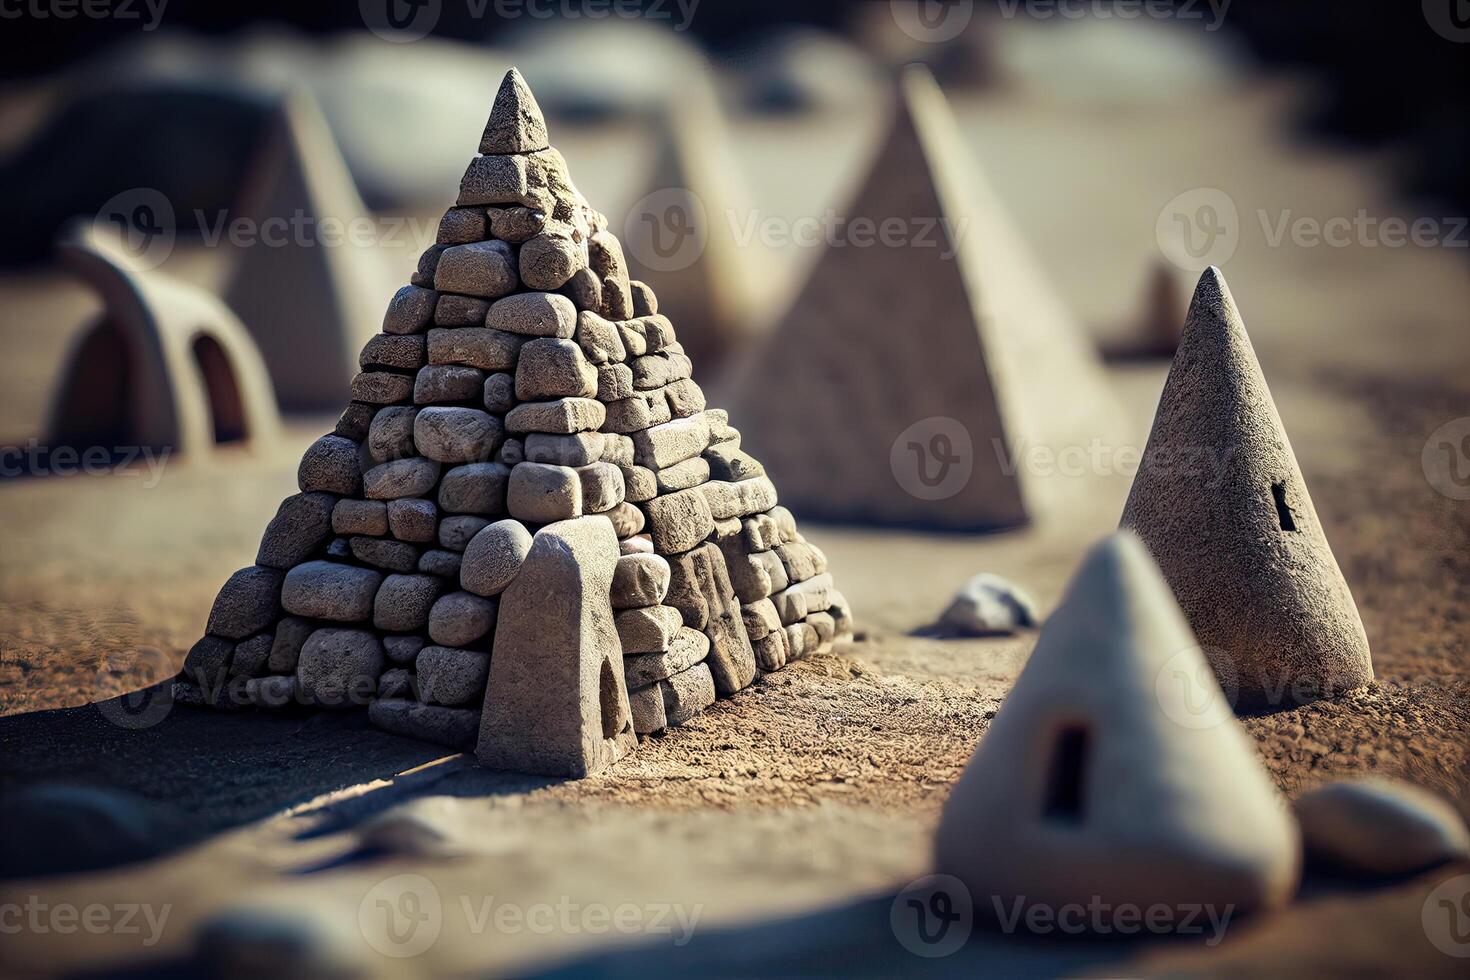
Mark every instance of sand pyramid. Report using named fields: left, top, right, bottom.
left=223, top=89, right=393, bottom=412
left=935, top=532, right=1300, bottom=919
left=720, top=65, right=1123, bottom=530
left=1120, top=268, right=1372, bottom=711
left=175, top=69, right=851, bottom=778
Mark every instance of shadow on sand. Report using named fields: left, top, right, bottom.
left=0, top=684, right=560, bottom=879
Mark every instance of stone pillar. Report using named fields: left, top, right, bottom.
left=476, top=516, right=636, bottom=776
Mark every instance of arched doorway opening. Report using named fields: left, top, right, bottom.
left=191, top=334, right=247, bottom=444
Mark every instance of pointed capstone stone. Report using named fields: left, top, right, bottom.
left=1120, top=267, right=1372, bottom=711
left=480, top=68, right=550, bottom=155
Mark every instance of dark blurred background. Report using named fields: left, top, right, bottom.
left=0, top=0, right=1466, bottom=267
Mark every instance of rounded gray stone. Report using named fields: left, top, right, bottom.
left=363, top=457, right=441, bottom=500
left=414, top=364, right=487, bottom=405
left=438, top=462, right=511, bottom=515
left=461, top=519, right=534, bottom=597
left=296, top=628, right=384, bottom=709
left=1296, top=778, right=1470, bottom=877
left=439, top=515, right=491, bottom=552
left=332, top=498, right=389, bottom=537
left=416, top=645, right=492, bottom=706
left=382, top=284, right=436, bottom=334
left=935, top=573, right=1038, bottom=637
left=520, top=232, right=584, bottom=291
left=484, top=292, right=576, bottom=338
left=281, top=561, right=383, bottom=622
left=483, top=372, right=516, bottom=413
left=414, top=407, right=502, bottom=464
left=428, top=591, right=498, bottom=648
left=433, top=240, right=518, bottom=299
left=206, top=566, right=283, bottom=640
left=297, top=435, right=362, bottom=495
left=387, top=498, right=438, bottom=542
left=257, top=492, right=336, bottom=570
left=373, top=573, right=447, bottom=632
left=368, top=406, right=419, bottom=463
left=507, top=462, right=582, bottom=523
left=611, top=553, right=671, bottom=609
left=515, top=338, right=596, bottom=400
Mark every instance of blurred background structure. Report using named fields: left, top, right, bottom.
left=1, top=1, right=1467, bottom=455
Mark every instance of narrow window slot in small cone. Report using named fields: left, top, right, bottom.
left=1043, top=724, right=1090, bottom=823
left=1271, top=481, right=1297, bottom=532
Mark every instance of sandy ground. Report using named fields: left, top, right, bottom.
left=1, top=81, right=1469, bottom=976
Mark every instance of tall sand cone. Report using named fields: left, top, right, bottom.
left=175, top=69, right=851, bottom=777
left=1120, top=268, right=1372, bottom=710
left=720, top=65, right=1123, bottom=530
left=224, top=88, right=393, bottom=411
left=934, top=532, right=1300, bottom=920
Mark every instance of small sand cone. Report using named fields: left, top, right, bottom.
left=934, top=532, right=1300, bottom=921
left=1120, top=267, right=1373, bottom=711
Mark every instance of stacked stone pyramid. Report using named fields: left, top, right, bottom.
left=175, top=69, right=851, bottom=776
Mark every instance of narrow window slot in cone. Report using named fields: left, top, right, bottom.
left=1043, top=725, right=1090, bottom=823
left=1271, top=481, right=1297, bottom=532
